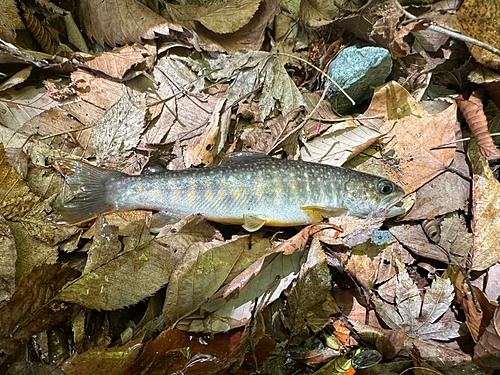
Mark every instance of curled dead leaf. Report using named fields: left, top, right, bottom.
left=456, top=91, right=500, bottom=160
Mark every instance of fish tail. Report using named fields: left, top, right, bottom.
left=54, top=159, right=124, bottom=223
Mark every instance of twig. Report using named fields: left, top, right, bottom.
left=403, top=10, right=500, bottom=58
left=432, top=132, right=500, bottom=149
left=273, top=52, right=356, bottom=105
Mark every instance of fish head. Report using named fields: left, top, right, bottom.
left=343, top=175, right=405, bottom=218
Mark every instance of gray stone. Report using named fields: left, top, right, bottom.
left=323, top=44, right=392, bottom=114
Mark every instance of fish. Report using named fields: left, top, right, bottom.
left=54, top=152, right=405, bottom=231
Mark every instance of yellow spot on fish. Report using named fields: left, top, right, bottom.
left=276, top=187, right=282, bottom=192
left=291, top=185, right=296, bottom=190
left=243, top=189, right=247, bottom=195
left=177, top=189, right=182, bottom=194
left=255, top=190, right=260, bottom=196
left=320, top=189, right=324, bottom=195
left=219, top=191, right=225, bottom=197
left=188, top=192, right=194, bottom=199
left=191, top=185, right=196, bottom=190
left=232, top=192, right=238, bottom=197
left=331, top=183, right=335, bottom=188
left=263, top=182, right=268, bottom=187
left=157, top=190, right=162, bottom=194
left=137, top=186, right=144, bottom=192
left=306, top=186, right=310, bottom=191
left=206, top=193, right=211, bottom=199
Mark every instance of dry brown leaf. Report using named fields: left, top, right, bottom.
left=474, top=306, right=500, bottom=368
left=457, top=0, right=500, bottom=69
left=355, top=81, right=457, bottom=194
left=0, top=0, right=25, bottom=32
left=0, top=215, right=16, bottom=306
left=456, top=91, right=500, bottom=160
left=454, top=280, right=495, bottom=343
left=469, top=147, right=500, bottom=271
left=183, top=98, right=225, bottom=167
left=83, top=44, right=157, bottom=80
left=80, top=0, right=182, bottom=47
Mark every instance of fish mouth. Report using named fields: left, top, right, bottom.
left=380, top=190, right=405, bottom=218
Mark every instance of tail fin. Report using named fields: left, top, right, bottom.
left=54, top=159, right=124, bottom=223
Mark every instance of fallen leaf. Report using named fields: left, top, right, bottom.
left=352, top=81, right=457, bottom=194
left=474, top=306, right=500, bottom=368
left=0, top=85, right=58, bottom=131
left=61, top=336, right=143, bottom=375
left=371, top=260, right=460, bottom=342
left=80, top=0, right=182, bottom=47
left=91, top=94, right=146, bottom=166
left=457, top=0, right=500, bottom=69
left=284, top=237, right=331, bottom=339
left=83, top=44, right=157, bottom=80
left=0, top=264, right=80, bottom=356
left=162, top=234, right=268, bottom=327
left=124, top=328, right=246, bottom=375
left=58, top=217, right=176, bottom=310
left=0, top=214, right=16, bottom=306
left=469, top=145, right=500, bottom=271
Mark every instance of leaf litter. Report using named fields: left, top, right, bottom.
left=1, top=0, right=500, bottom=373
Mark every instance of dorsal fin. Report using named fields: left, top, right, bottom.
left=220, top=152, right=272, bottom=166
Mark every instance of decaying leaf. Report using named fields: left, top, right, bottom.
left=91, top=94, right=146, bottom=166
left=474, top=306, right=500, bottom=368
left=469, top=145, right=500, bottom=271
left=0, top=215, right=16, bottom=306
left=61, top=336, right=143, bottom=375
left=457, top=0, right=500, bottom=69
left=456, top=91, right=500, bottom=160
left=80, top=0, right=183, bottom=47
left=371, top=260, right=460, bottom=342
left=58, top=216, right=174, bottom=310
left=0, top=264, right=80, bottom=356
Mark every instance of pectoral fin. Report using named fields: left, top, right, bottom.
left=301, top=206, right=348, bottom=221
left=243, top=215, right=266, bottom=232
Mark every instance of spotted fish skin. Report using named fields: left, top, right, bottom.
left=54, top=153, right=404, bottom=230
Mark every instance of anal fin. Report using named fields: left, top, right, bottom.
left=301, top=206, right=348, bottom=222
left=243, top=215, right=266, bottom=232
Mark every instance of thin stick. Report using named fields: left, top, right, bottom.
left=403, top=10, right=500, bottom=58
left=274, top=52, right=356, bottom=105
left=432, top=132, right=500, bottom=149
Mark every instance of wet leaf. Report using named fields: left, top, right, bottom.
left=0, top=264, right=80, bottom=355
left=58, top=217, right=174, bottom=310
left=124, top=329, right=246, bottom=375
left=162, top=234, right=267, bottom=327
left=61, top=336, right=143, bottom=375
left=168, top=0, right=261, bottom=34
left=301, top=123, right=381, bottom=166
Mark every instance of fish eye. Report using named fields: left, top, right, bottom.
left=377, top=179, right=394, bottom=194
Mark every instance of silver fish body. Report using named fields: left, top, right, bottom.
left=55, top=153, right=405, bottom=231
